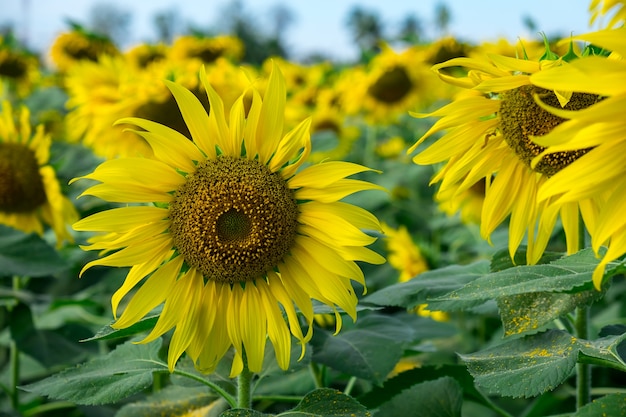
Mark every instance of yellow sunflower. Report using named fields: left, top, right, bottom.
left=49, top=28, right=119, bottom=73
left=64, top=54, right=205, bottom=158
left=124, top=42, right=169, bottom=69
left=0, top=38, right=41, bottom=98
left=409, top=42, right=604, bottom=265
left=382, top=222, right=429, bottom=283
left=528, top=28, right=626, bottom=289
left=0, top=101, right=77, bottom=246
left=342, top=43, right=451, bottom=124
left=71, top=62, right=385, bottom=376
left=170, top=35, right=244, bottom=64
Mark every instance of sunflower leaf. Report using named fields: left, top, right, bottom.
left=21, top=339, right=167, bottom=405
left=497, top=289, right=603, bottom=337
left=310, top=328, right=402, bottom=385
left=374, top=377, right=463, bottom=417
left=0, top=225, right=69, bottom=277
left=572, top=393, right=626, bottom=416
left=361, top=260, right=490, bottom=310
left=429, top=249, right=612, bottom=311
left=578, top=332, right=626, bottom=372
left=116, top=385, right=221, bottom=417
left=460, top=329, right=579, bottom=398
left=81, top=314, right=160, bottom=342
left=285, top=388, right=368, bottom=417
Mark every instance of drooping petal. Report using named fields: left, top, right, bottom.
left=164, top=79, right=216, bottom=158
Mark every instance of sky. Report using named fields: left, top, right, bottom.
left=4, top=0, right=595, bottom=61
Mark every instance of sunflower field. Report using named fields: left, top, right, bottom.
left=1, top=1, right=626, bottom=416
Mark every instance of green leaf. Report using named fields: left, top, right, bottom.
left=116, top=385, right=221, bottom=417
left=573, top=393, right=626, bottom=416
left=81, top=315, right=159, bottom=342
left=310, top=328, right=403, bottom=385
left=362, top=261, right=490, bottom=309
left=220, top=409, right=268, bottom=417
left=459, top=330, right=579, bottom=398
left=374, top=377, right=462, bottom=417
left=21, top=339, right=167, bottom=405
left=429, top=249, right=609, bottom=311
left=0, top=225, right=69, bottom=277
left=497, top=289, right=603, bottom=337
left=286, top=388, right=369, bottom=417
left=490, top=246, right=563, bottom=272
left=10, top=303, right=93, bottom=367
left=359, top=365, right=491, bottom=410
left=578, top=333, right=626, bottom=372
left=221, top=388, right=369, bottom=417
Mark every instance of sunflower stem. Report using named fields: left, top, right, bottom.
left=10, top=339, right=19, bottom=411
left=576, top=305, right=591, bottom=408
left=237, top=362, right=253, bottom=409
left=575, top=213, right=591, bottom=408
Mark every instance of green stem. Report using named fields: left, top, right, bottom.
left=575, top=213, right=591, bottom=409
left=576, top=306, right=591, bottom=408
left=237, top=362, right=253, bottom=409
left=10, top=339, right=19, bottom=411
left=344, top=376, right=357, bottom=396
left=171, top=369, right=236, bottom=408
left=309, top=362, right=324, bottom=389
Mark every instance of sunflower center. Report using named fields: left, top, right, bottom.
left=169, top=155, right=299, bottom=284
left=0, top=143, right=47, bottom=212
left=499, top=85, right=601, bottom=176
left=367, top=65, right=413, bottom=104
left=0, top=55, right=28, bottom=79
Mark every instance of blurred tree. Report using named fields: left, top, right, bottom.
left=87, top=2, right=132, bottom=47
left=397, top=14, right=423, bottom=44
left=153, top=8, right=182, bottom=44
left=434, top=2, right=451, bottom=36
left=522, top=15, right=538, bottom=34
left=346, top=6, right=384, bottom=60
left=216, top=0, right=292, bottom=64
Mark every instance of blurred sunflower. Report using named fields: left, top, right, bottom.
left=0, top=101, right=77, bottom=246
left=170, top=34, right=244, bottom=64
left=72, top=63, right=385, bottom=376
left=49, top=26, right=119, bottom=73
left=342, top=43, right=448, bottom=124
left=528, top=28, right=626, bottom=289
left=124, top=43, right=169, bottom=69
left=382, top=223, right=428, bottom=282
left=0, top=37, right=40, bottom=97
left=409, top=41, right=604, bottom=264
left=436, top=177, right=485, bottom=225
left=64, top=54, right=205, bottom=158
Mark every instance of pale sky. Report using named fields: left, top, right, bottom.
left=4, top=0, right=595, bottom=61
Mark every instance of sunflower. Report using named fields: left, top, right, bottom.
left=49, top=28, right=119, bottom=73
left=0, top=101, right=77, bottom=246
left=409, top=41, right=604, bottom=265
left=342, top=43, right=452, bottom=124
left=72, top=62, right=385, bottom=376
left=528, top=28, right=626, bottom=289
left=170, top=35, right=244, bottom=64
left=124, top=43, right=169, bottom=69
left=64, top=53, right=205, bottom=158
left=0, top=37, right=41, bottom=97
left=382, top=222, right=429, bottom=283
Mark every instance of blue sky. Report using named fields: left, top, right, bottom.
left=5, top=0, right=594, bottom=61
